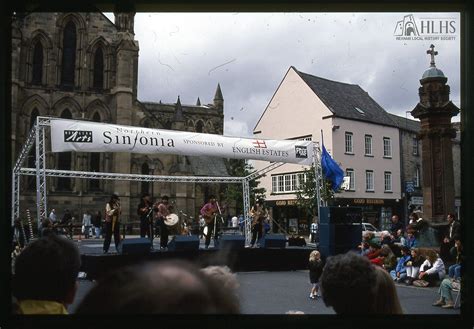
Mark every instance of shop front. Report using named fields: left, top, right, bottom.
left=331, top=197, right=404, bottom=231
left=266, top=199, right=311, bottom=236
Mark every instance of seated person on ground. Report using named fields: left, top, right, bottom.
left=404, top=247, right=426, bottom=286
left=390, top=245, right=411, bottom=282
left=448, top=237, right=462, bottom=281
left=12, top=234, right=81, bottom=314
left=416, top=249, right=445, bottom=287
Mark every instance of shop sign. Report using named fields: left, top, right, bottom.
left=353, top=198, right=385, bottom=205
left=410, top=196, right=424, bottom=205
left=275, top=200, right=298, bottom=206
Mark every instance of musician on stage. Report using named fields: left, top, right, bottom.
left=103, top=194, right=122, bottom=254
left=137, top=193, right=154, bottom=241
left=200, top=195, right=220, bottom=249
left=249, top=199, right=269, bottom=248
left=154, top=195, right=171, bottom=250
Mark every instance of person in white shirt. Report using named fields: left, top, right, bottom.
left=82, top=211, right=92, bottom=239
left=231, top=216, right=238, bottom=228
left=49, top=209, right=57, bottom=223
left=417, top=249, right=445, bottom=287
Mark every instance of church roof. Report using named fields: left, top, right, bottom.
left=421, top=66, right=446, bottom=80
left=293, top=67, right=398, bottom=128
left=188, top=156, right=229, bottom=176
left=386, top=113, right=420, bottom=133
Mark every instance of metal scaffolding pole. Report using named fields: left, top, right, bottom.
left=242, top=178, right=251, bottom=245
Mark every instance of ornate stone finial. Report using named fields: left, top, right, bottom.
left=427, top=44, right=438, bottom=67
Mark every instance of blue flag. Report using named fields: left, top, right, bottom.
left=321, top=145, right=344, bottom=192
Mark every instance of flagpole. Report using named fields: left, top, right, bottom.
left=320, top=129, right=327, bottom=207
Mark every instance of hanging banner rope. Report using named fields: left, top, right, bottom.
left=50, top=119, right=313, bottom=165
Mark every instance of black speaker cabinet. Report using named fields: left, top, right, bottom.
left=288, top=236, right=306, bottom=247
left=319, top=206, right=363, bottom=224
left=168, top=235, right=200, bottom=251
left=260, top=234, right=286, bottom=248
left=218, top=235, right=245, bottom=249
left=120, top=238, right=151, bottom=255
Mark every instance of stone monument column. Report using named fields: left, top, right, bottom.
left=411, top=45, right=460, bottom=223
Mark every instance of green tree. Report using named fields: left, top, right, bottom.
left=222, top=159, right=266, bottom=215
left=295, top=165, right=336, bottom=217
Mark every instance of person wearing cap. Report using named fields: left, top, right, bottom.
left=103, top=194, right=121, bottom=254
left=390, top=245, right=411, bottom=282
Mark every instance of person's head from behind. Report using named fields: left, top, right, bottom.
left=319, top=251, right=377, bottom=314
left=76, top=260, right=239, bottom=314
left=309, top=250, right=321, bottom=262
left=200, top=265, right=240, bottom=312
left=13, top=234, right=81, bottom=305
left=373, top=266, right=403, bottom=314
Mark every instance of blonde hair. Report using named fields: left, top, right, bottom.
left=309, top=250, right=321, bottom=262
left=373, top=266, right=403, bottom=314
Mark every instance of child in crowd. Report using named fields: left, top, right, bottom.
left=390, top=245, right=411, bottom=282
left=404, top=229, right=418, bottom=249
left=405, top=248, right=425, bottom=285
left=308, top=250, right=324, bottom=299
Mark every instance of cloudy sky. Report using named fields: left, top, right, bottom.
left=106, top=12, right=461, bottom=137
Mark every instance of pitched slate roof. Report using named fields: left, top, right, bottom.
left=387, top=113, right=420, bottom=133
left=293, top=67, right=398, bottom=128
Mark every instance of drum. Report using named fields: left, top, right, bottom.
left=165, top=213, right=180, bottom=235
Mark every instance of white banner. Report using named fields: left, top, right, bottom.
left=50, top=119, right=313, bottom=165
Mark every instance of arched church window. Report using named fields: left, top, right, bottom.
left=60, top=21, right=77, bottom=89
left=89, top=112, right=101, bottom=190
left=31, top=41, right=43, bottom=85
left=27, top=108, right=39, bottom=190
left=93, top=47, right=104, bottom=90
left=196, top=120, right=204, bottom=133
left=57, top=109, right=72, bottom=190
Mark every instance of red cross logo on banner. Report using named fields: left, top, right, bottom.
left=252, top=140, right=267, bottom=148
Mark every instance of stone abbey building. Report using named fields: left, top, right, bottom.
left=11, top=12, right=229, bottom=225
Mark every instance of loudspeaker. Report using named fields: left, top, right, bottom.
left=218, top=235, right=245, bottom=249
left=288, top=236, right=306, bottom=246
left=168, top=235, right=200, bottom=251
left=319, top=207, right=363, bottom=224
left=260, top=234, right=286, bottom=248
left=319, top=223, right=362, bottom=258
left=120, top=238, right=151, bottom=255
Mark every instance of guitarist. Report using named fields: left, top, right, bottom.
left=249, top=199, right=268, bottom=248
left=200, top=195, right=219, bottom=249
left=137, top=193, right=154, bottom=242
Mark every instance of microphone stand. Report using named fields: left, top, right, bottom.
left=146, top=204, right=154, bottom=245
left=215, top=201, right=225, bottom=246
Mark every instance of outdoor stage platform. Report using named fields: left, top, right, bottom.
left=80, top=244, right=314, bottom=280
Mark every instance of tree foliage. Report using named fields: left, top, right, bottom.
left=222, top=159, right=266, bottom=215
left=295, top=165, right=337, bottom=217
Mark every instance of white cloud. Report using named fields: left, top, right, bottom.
left=107, top=12, right=461, bottom=134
